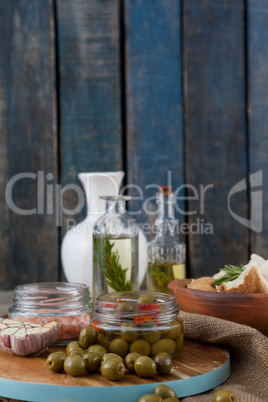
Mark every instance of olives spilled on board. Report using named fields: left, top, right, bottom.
left=138, top=395, right=162, bottom=402
left=87, top=344, right=107, bottom=359
left=83, top=351, right=101, bottom=373
left=154, top=352, right=173, bottom=375
left=211, top=390, right=237, bottom=402
left=124, top=352, right=141, bottom=373
left=68, top=348, right=85, bottom=358
left=101, top=358, right=125, bottom=381
left=138, top=384, right=179, bottom=402
left=46, top=351, right=66, bottom=373
left=154, top=384, right=178, bottom=399
left=134, top=356, right=156, bottom=378
left=102, top=353, right=124, bottom=364
left=63, top=355, right=86, bottom=376
left=66, top=341, right=81, bottom=355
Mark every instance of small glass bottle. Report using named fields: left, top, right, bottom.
left=93, top=196, right=139, bottom=303
left=147, top=186, right=186, bottom=293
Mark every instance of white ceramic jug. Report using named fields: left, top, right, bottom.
left=61, top=171, right=147, bottom=296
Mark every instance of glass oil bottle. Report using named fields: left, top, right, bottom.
left=147, top=186, right=186, bottom=293
left=93, top=196, right=139, bottom=303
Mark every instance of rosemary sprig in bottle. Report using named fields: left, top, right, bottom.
left=149, top=263, right=173, bottom=293
left=211, top=264, right=245, bottom=288
left=94, top=238, right=132, bottom=292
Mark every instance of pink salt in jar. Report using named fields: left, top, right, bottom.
left=8, top=282, right=92, bottom=344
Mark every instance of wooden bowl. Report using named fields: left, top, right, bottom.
left=169, top=279, right=268, bottom=336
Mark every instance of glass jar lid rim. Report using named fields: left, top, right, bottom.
left=95, top=291, right=179, bottom=329
left=9, top=282, right=92, bottom=315
left=14, top=282, right=89, bottom=293
left=96, top=291, right=178, bottom=315
left=97, top=290, right=177, bottom=303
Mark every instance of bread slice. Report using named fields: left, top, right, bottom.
left=249, top=253, right=265, bottom=266
left=217, top=264, right=268, bottom=293
left=260, top=260, right=268, bottom=281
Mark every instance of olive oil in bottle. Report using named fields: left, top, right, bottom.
left=92, top=196, right=139, bottom=303
left=147, top=262, right=186, bottom=294
left=93, top=234, right=139, bottom=300
left=147, top=186, right=186, bottom=294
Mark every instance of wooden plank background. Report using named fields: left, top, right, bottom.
left=0, top=0, right=58, bottom=289
left=183, top=0, right=249, bottom=276
left=0, top=0, right=267, bottom=289
left=125, top=0, right=185, bottom=231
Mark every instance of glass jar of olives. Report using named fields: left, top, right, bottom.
left=8, top=282, right=92, bottom=343
left=92, top=291, right=184, bottom=358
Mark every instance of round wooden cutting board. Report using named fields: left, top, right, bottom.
left=0, top=340, right=230, bottom=402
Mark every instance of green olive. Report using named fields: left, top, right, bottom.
left=138, top=395, right=163, bottom=402
left=108, top=338, right=129, bottom=358
left=162, top=320, right=181, bottom=340
left=129, top=339, right=151, bottom=356
left=101, top=353, right=124, bottom=364
left=100, top=358, right=125, bottom=381
left=162, top=398, right=179, bottom=402
left=83, top=351, right=101, bottom=373
left=66, top=341, right=81, bottom=355
left=63, top=355, right=86, bottom=376
left=117, top=302, right=133, bottom=313
left=101, top=295, right=117, bottom=303
left=124, top=352, right=141, bottom=373
left=68, top=348, right=86, bottom=358
left=87, top=344, right=108, bottom=359
left=46, top=351, right=66, bottom=373
left=151, top=339, right=176, bottom=357
left=154, top=352, right=173, bottom=375
left=134, top=356, right=156, bottom=377
left=141, top=322, right=161, bottom=344
left=97, top=332, right=110, bottom=350
left=175, top=333, right=184, bottom=355
left=120, top=322, right=139, bottom=343
left=154, top=384, right=178, bottom=399
left=137, top=294, right=157, bottom=304
left=79, top=326, right=98, bottom=349
left=211, top=390, right=237, bottom=402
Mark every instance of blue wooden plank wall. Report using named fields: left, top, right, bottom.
left=57, top=0, right=123, bottom=229
left=248, top=0, right=268, bottom=253
left=0, top=0, right=58, bottom=289
left=125, top=0, right=185, bottom=232
left=183, top=0, right=249, bottom=276
left=0, top=0, right=267, bottom=289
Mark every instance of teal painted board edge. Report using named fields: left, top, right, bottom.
left=0, top=358, right=230, bottom=402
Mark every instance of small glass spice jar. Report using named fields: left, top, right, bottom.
left=8, top=282, right=92, bottom=343
left=92, top=291, right=184, bottom=358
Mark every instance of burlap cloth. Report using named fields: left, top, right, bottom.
left=179, top=311, right=268, bottom=401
